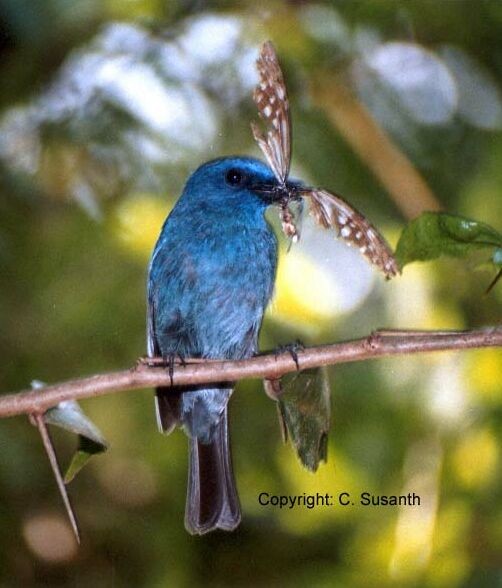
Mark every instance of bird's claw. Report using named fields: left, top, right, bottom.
left=275, top=340, right=304, bottom=371
left=162, top=352, right=186, bottom=386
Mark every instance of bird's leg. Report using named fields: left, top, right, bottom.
left=160, top=351, right=187, bottom=386
left=275, top=339, right=305, bottom=371
left=262, top=339, right=306, bottom=400
left=161, top=352, right=176, bottom=387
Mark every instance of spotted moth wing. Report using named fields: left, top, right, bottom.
left=251, top=41, right=291, bottom=185
left=304, top=188, right=399, bottom=278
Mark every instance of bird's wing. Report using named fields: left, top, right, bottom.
left=147, top=277, right=180, bottom=435
left=146, top=287, right=159, bottom=358
left=303, top=188, right=400, bottom=279
left=251, top=41, right=291, bottom=184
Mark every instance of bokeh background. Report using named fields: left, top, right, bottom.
left=1, top=1, right=502, bottom=586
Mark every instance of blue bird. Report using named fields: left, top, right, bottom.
left=147, top=156, right=297, bottom=534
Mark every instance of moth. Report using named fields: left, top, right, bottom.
left=251, top=41, right=399, bottom=279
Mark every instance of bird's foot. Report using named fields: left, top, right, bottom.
left=162, top=352, right=186, bottom=386
left=275, top=340, right=305, bottom=371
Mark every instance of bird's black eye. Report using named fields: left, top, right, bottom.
left=225, top=168, right=245, bottom=186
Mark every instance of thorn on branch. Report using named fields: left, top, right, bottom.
left=30, top=413, right=80, bottom=545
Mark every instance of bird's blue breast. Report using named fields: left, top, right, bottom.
left=149, top=192, right=277, bottom=361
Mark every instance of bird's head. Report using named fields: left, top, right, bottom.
left=182, top=157, right=302, bottom=213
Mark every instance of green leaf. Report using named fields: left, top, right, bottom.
left=275, top=368, right=331, bottom=472
left=43, top=399, right=108, bottom=483
left=63, top=436, right=107, bottom=484
left=396, top=212, right=502, bottom=268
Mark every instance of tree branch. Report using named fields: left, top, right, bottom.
left=1, top=327, right=501, bottom=418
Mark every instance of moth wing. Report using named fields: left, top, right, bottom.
left=304, top=188, right=400, bottom=278
left=251, top=41, right=291, bottom=184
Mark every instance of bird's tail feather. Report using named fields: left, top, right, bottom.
left=185, top=407, right=241, bottom=535
left=155, top=387, right=181, bottom=435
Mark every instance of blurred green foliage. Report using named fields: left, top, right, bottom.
left=0, top=1, right=501, bottom=586
left=395, top=212, right=502, bottom=270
